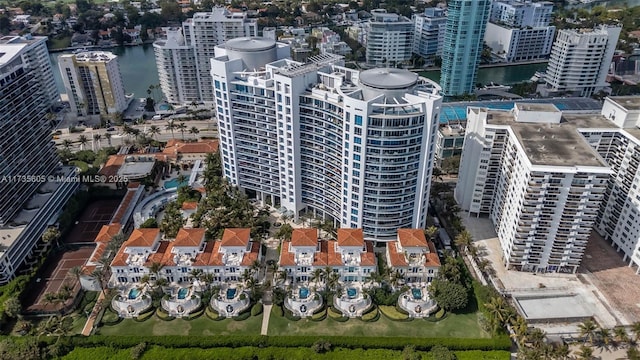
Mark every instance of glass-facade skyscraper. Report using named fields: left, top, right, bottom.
left=440, top=0, right=491, bottom=96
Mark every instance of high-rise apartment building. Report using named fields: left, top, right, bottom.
left=484, top=0, right=555, bottom=62
left=412, top=8, right=447, bottom=58
left=365, top=9, right=414, bottom=67
left=0, top=37, right=78, bottom=283
left=440, top=0, right=491, bottom=96
left=456, top=104, right=612, bottom=273
left=154, top=28, right=198, bottom=105
left=59, top=51, right=127, bottom=120
left=212, top=37, right=443, bottom=241
left=0, top=35, right=58, bottom=107
left=541, top=25, right=621, bottom=97
left=154, top=7, right=257, bottom=105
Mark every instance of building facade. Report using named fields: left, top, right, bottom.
left=412, top=8, right=447, bottom=58
left=365, top=9, right=414, bottom=66
left=59, top=51, right=127, bottom=119
left=440, top=0, right=491, bottom=96
left=154, top=7, right=257, bottom=105
left=484, top=0, right=555, bottom=63
left=541, top=25, right=621, bottom=97
left=211, top=37, right=443, bottom=241
left=279, top=228, right=377, bottom=282
left=386, top=229, right=440, bottom=283
left=455, top=104, right=612, bottom=273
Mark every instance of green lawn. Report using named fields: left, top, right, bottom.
left=48, top=36, right=71, bottom=50
left=97, top=314, right=263, bottom=336
left=268, top=308, right=489, bottom=338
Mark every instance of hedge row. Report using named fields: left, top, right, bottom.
left=155, top=308, right=175, bottom=321
left=100, top=309, right=121, bottom=326
left=327, top=307, right=348, bottom=322
left=233, top=311, right=251, bottom=321
left=378, top=305, right=410, bottom=321
left=60, top=345, right=511, bottom=360
left=205, top=306, right=223, bottom=321
left=310, top=308, right=327, bottom=321
left=360, top=306, right=379, bottom=322
left=250, top=303, right=263, bottom=317
left=185, top=306, right=205, bottom=321
left=63, top=335, right=511, bottom=352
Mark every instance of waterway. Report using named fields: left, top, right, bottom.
left=419, top=62, right=548, bottom=86
left=49, top=44, right=159, bottom=100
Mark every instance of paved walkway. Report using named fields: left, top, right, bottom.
left=260, top=304, right=272, bottom=335
left=81, top=291, right=106, bottom=336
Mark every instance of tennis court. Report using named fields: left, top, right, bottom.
left=62, top=199, right=121, bottom=244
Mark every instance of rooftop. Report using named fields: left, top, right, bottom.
left=225, top=37, right=275, bottom=52
left=220, top=228, right=251, bottom=247
left=397, top=229, right=428, bottom=248
left=359, top=68, right=418, bottom=90
left=608, top=96, right=640, bottom=111
left=337, top=228, right=364, bottom=247
left=174, top=228, right=205, bottom=247
left=477, top=108, right=611, bottom=168
left=73, top=51, right=117, bottom=62
left=291, top=228, right=318, bottom=247
left=125, top=228, right=160, bottom=247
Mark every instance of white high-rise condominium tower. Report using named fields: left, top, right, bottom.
left=456, top=104, right=612, bottom=273
left=412, top=8, right=447, bottom=58
left=0, top=36, right=78, bottom=283
left=59, top=51, right=127, bottom=120
left=154, top=7, right=257, bottom=105
left=541, top=25, right=621, bottom=97
left=212, top=37, right=443, bottom=241
left=484, top=0, right=555, bottom=62
left=365, top=9, right=414, bottom=67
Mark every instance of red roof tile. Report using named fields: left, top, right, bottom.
left=327, top=240, right=343, bottom=266
left=360, top=241, right=376, bottom=266
left=387, top=242, right=408, bottom=267
left=111, top=246, right=129, bottom=266
left=99, top=154, right=126, bottom=178
left=221, top=228, right=251, bottom=247
left=425, top=241, right=441, bottom=268
left=397, top=229, right=428, bottom=248
left=291, top=228, right=318, bottom=247
left=241, top=242, right=260, bottom=266
left=162, top=139, right=219, bottom=158
left=193, top=241, right=223, bottom=266
left=144, top=241, right=175, bottom=267
left=174, top=228, right=205, bottom=247
left=181, top=201, right=198, bottom=210
left=125, top=228, right=160, bottom=247
left=313, top=241, right=328, bottom=266
left=111, top=183, right=142, bottom=224
left=279, top=242, right=296, bottom=266
left=95, top=223, right=121, bottom=243
left=337, top=228, right=364, bottom=247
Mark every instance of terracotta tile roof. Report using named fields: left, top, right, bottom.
left=425, top=241, right=441, bottom=268
left=162, top=139, right=219, bottom=157
left=337, top=228, right=364, bottom=247
left=221, top=228, right=251, bottom=247
left=327, top=240, right=343, bottom=266
left=111, top=183, right=142, bottom=224
left=193, top=241, right=223, bottom=266
left=144, top=241, right=175, bottom=267
left=291, top=228, right=318, bottom=247
left=111, top=246, right=129, bottom=266
left=125, top=228, right=160, bottom=247
left=174, top=228, right=205, bottom=247
left=279, top=242, right=296, bottom=266
left=313, top=241, right=328, bottom=266
left=99, top=154, right=126, bottom=177
left=360, top=241, right=376, bottom=266
left=181, top=201, right=198, bottom=210
left=95, top=223, right=121, bottom=243
left=397, top=229, right=428, bottom=248
left=387, top=242, right=408, bottom=267
left=241, top=242, right=260, bottom=266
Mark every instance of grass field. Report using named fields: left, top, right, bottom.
left=268, top=308, right=489, bottom=338
left=97, top=314, right=263, bottom=336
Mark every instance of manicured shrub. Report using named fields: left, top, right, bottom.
left=436, top=308, right=446, bottom=319
left=205, top=306, right=223, bottom=320
left=284, top=307, right=300, bottom=321
left=156, top=307, right=175, bottom=321
left=272, top=305, right=284, bottom=317
left=233, top=311, right=251, bottom=321
left=311, top=308, right=327, bottom=321
left=100, top=309, right=121, bottom=326
left=251, top=303, right=263, bottom=316
left=379, top=306, right=410, bottom=321
left=360, top=306, right=379, bottom=322
left=185, top=306, right=205, bottom=320
left=134, top=308, right=155, bottom=322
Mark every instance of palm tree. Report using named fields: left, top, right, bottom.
left=578, top=319, right=598, bottom=345
left=390, top=269, right=405, bottom=288
left=165, top=120, right=176, bottom=139
left=575, top=345, right=594, bottom=360
left=241, top=269, right=253, bottom=284
left=105, top=132, right=112, bottom=146
left=78, top=134, right=88, bottom=151
left=68, top=266, right=84, bottom=283
left=189, top=126, right=200, bottom=139
left=425, top=226, right=438, bottom=242
left=275, top=269, right=288, bottom=285
left=148, top=125, right=161, bottom=139
left=177, top=122, right=187, bottom=140
left=310, top=268, right=324, bottom=287
left=553, top=343, right=571, bottom=360
left=176, top=173, right=187, bottom=187
left=454, top=230, right=473, bottom=254
left=91, top=268, right=107, bottom=296
left=613, top=326, right=629, bottom=347
left=148, top=261, right=165, bottom=281
left=201, top=272, right=215, bottom=289
left=326, top=270, right=341, bottom=293
left=596, top=327, right=613, bottom=352
left=485, top=296, right=512, bottom=333
left=631, top=321, right=640, bottom=343
left=93, top=133, right=102, bottom=150
left=510, top=316, right=529, bottom=346
left=62, top=139, right=72, bottom=149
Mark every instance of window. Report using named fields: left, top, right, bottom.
left=355, top=115, right=363, bottom=126
left=354, top=154, right=361, bottom=161
left=354, top=137, right=361, bottom=144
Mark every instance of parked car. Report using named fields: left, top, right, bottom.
left=106, top=127, right=115, bottom=132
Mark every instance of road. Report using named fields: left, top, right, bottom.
left=53, top=120, right=218, bottom=151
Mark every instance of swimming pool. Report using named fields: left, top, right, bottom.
left=411, top=288, right=422, bottom=300
left=177, top=288, right=189, bottom=300
left=128, top=288, right=141, bottom=300
left=347, top=287, right=357, bottom=299
left=164, top=178, right=188, bottom=189
left=226, top=288, right=237, bottom=300
left=158, top=103, right=172, bottom=111
left=299, top=287, right=309, bottom=299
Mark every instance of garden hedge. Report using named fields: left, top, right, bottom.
left=272, top=305, right=284, bottom=317
left=233, top=311, right=251, bottom=321
left=205, top=306, right=223, bottom=321
left=283, top=307, right=300, bottom=321
left=63, top=335, right=511, bottom=352
left=134, top=308, right=155, bottom=322
left=250, top=303, right=263, bottom=317
left=155, top=308, right=175, bottom=321
left=185, top=306, right=205, bottom=321
left=310, top=308, right=327, bottom=321
left=360, top=306, right=379, bottom=322
left=379, top=306, right=410, bottom=321
left=100, top=309, right=122, bottom=326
